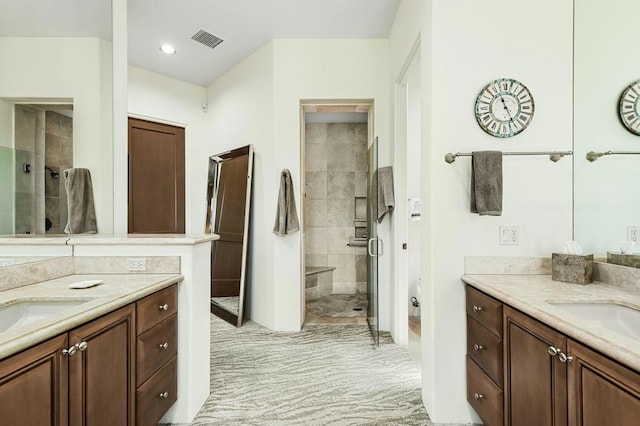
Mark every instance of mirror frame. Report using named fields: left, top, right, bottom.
left=206, top=145, right=254, bottom=327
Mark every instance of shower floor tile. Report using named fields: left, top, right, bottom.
left=305, top=293, right=367, bottom=325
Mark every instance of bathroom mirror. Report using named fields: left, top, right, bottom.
left=206, top=145, right=254, bottom=327
left=573, top=0, right=640, bottom=259
left=0, top=0, right=112, bottom=235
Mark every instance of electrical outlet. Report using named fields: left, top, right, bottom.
left=499, top=225, right=519, bottom=246
left=127, top=257, right=147, bottom=272
left=628, top=226, right=640, bottom=243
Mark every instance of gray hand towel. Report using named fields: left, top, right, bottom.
left=273, top=169, right=300, bottom=236
left=470, top=151, right=502, bottom=216
left=63, top=168, right=98, bottom=234
left=377, top=166, right=395, bottom=222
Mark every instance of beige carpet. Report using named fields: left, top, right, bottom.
left=188, top=314, right=434, bottom=425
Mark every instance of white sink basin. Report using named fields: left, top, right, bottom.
left=550, top=302, right=640, bottom=340
left=0, top=300, right=93, bottom=333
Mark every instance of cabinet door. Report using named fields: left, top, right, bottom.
left=567, top=339, right=640, bottom=426
left=0, top=334, right=68, bottom=426
left=504, top=306, right=568, bottom=426
left=69, top=304, right=136, bottom=426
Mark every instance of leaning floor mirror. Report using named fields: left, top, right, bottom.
left=206, top=145, right=254, bottom=327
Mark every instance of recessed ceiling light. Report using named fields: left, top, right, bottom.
left=160, top=44, right=176, bottom=55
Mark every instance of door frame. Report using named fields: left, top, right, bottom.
left=299, top=99, right=375, bottom=328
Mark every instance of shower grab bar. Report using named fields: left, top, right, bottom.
left=444, top=150, right=573, bottom=164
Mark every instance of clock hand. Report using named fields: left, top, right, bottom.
left=499, top=95, right=516, bottom=126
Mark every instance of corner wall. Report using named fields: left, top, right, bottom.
left=389, top=0, right=573, bottom=422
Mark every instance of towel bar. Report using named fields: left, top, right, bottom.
left=444, top=151, right=572, bottom=164
left=586, top=150, right=640, bottom=162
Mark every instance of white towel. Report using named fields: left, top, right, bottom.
left=377, top=166, right=395, bottom=222
left=273, top=169, right=299, bottom=236
left=64, top=168, right=98, bottom=234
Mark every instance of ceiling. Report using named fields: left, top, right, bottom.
left=128, top=0, right=400, bottom=87
left=1, top=0, right=400, bottom=88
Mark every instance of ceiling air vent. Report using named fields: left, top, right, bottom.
left=191, top=30, right=224, bottom=50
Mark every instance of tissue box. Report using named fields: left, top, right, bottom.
left=552, top=253, right=593, bottom=285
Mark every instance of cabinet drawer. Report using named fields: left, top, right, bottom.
left=137, top=314, right=177, bottom=386
left=467, top=356, right=503, bottom=426
left=467, top=316, right=503, bottom=386
left=466, top=285, right=502, bottom=336
left=136, top=356, right=177, bottom=426
left=137, top=285, right=177, bottom=334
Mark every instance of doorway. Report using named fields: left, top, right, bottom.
left=127, top=117, right=185, bottom=234
left=300, top=102, right=377, bottom=337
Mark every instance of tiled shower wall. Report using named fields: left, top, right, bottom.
left=13, top=107, right=72, bottom=234
left=304, top=122, right=368, bottom=294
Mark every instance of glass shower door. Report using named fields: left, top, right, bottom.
left=367, top=137, right=380, bottom=346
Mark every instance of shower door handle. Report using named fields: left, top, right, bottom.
left=368, top=238, right=383, bottom=257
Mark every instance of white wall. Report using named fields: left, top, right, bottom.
left=0, top=37, right=113, bottom=233
left=389, top=0, right=574, bottom=422
left=127, top=65, right=209, bottom=234
left=573, top=0, right=640, bottom=256
left=206, top=39, right=390, bottom=331
left=0, top=99, right=12, bottom=149
left=206, top=42, right=276, bottom=329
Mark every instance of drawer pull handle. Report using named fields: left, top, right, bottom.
left=159, top=304, right=169, bottom=311
left=548, top=345, right=560, bottom=357
left=159, top=391, right=169, bottom=399
left=473, top=344, right=485, bottom=351
left=159, top=342, right=169, bottom=350
left=474, top=392, right=484, bottom=401
left=472, top=305, right=484, bottom=313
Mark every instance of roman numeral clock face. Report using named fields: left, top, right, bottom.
left=475, top=78, right=534, bottom=138
left=619, top=80, right=640, bottom=135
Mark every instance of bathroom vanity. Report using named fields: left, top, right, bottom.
left=0, top=273, right=180, bottom=425
left=463, top=273, right=640, bottom=426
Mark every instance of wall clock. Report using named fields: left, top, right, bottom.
left=619, top=80, right=640, bottom=135
left=475, top=78, right=535, bottom=138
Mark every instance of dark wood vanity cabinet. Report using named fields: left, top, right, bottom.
left=0, top=284, right=178, bottom=426
left=0, top=333, right=69, bottom=425
left=567, top=339, right=640, bottom=426
left=135, top=285, right=178, bottom=426
left=503, top=305, right=567, bottom=426
left=465, top=286, right=504, bottom=426
left=467, top=285, right=640, bottom=426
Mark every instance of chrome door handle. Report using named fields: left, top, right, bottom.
left=159, top=391, right=169, bottom=399
left=377, top=239, right=383, bottom=256
left=558, top=351, right=574, bottom=363
left=472, top=305, right=484, bottom=313
left=77, top=341, right=88, bottom=351
left=368, top=238, right=375, bottom=257
left=159, top=342, right=169, bottom=350
left=473, top=344, right=485, bottom=351
left=62, top=345, right=77, bottom=356
left=474, top=392, right=484, bottom=400
left=159, top=304, right=169, bottom=311
left=548, top=345, right=560, bottom=356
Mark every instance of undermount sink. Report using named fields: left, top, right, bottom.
left=550, top=302, right=640, bottom=340
left=0, top=299, right=94, bottom=333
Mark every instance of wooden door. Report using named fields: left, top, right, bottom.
left=504, top=306, right=568, bottom=426
left=568, top=339, right=640, bottom=426
left=128, top=118, right=185, bottom=233
left=0, top=334, right=68, bottom=425
left=69, top=304, right=136, bottom=426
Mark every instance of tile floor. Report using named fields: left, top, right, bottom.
left=304, top=293, right=368, bottom=325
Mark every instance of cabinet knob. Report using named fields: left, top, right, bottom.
left=558, top=352, right=574, bottom=363
left=159, top=304, right=169, bottom=311
left=77, top=341, right=88, bottom=352
left=62, top=345, right=77, bottom=356
left=159, top=391, right=169, bottom=399
left=548, top=345, right=560, bottom=356
left=473, top=344, right=485, bottom=351
left=159, top=342, right=169, bottom=350
left=474, top=392, right=484, bottom=400
left=472, top=305, right=484, bottom=313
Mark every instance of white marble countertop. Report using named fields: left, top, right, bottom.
left=462, top=274, right=640, bottom=373
left=0, top=273, right=183, bottom=360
